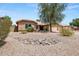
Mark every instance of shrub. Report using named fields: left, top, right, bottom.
left=70, top=18, right=79, bottom=27
left=20, top=30, right=27, bottom=34
left=60, top=28, right=74, bottom=36
left=26, top=26, right=34, bottom=32
left=0, top=16, right=12, bottom=41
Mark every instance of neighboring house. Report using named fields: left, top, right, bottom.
left=71, top=26, right=79, bottom=30
left=61, top=25, right=72, bottom=29
left=16, top=19, right=70, bottom=32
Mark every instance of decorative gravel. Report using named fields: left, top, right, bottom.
left=0, top=32, right=79, bottom=56
left=14, top=33, right=60, bottom=46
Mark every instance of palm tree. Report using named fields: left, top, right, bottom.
left=38, top=3, right=67, bottom=32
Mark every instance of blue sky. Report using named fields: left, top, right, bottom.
left=0, top=3, right=79, bottom=25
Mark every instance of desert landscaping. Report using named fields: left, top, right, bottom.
left=0, top=3, right=79, bottom=56
left=0, top=31, right=79, bottom=56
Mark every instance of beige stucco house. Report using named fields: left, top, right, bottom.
left=16, top=19, right=50, bottom=32
left=16, top=20, right=37, bottom=31
left=16, top=19, right=71, bottom=32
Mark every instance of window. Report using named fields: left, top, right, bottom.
left=25, top=24, right=28, bottom=29
left=29, top=24, right=31, bottom=27
left=25, top=24, right=32, bottom=29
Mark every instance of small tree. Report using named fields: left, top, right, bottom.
left=70, top=18, right=79, bottom=27
left=0, top=16, right=12, bottom=41
left=38, top=3, right=67, bottom=32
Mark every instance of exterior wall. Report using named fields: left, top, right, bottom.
left=51, top=26, right=71, bottom=32
left=51, top=26, right=60, bottom=32
left=37, top=25, right=49, bottom=31
left=31, top=25, right=36, bottom=30
left=17, top=21, right=37, bottom=31
left=48, top=25, right=60, bottom=32
left=43, top=25, right=49, bottom=31
left=72, top=26, right=79, bottom=30
left=62, top=26, right=71, bottom=30
left=18, top=24, right=25, bottom=30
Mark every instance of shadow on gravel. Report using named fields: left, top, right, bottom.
left=0, top=40, right=6, bottom=47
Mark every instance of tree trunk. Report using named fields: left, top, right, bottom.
left=49, top=23, right=52, bottom=32
left=49, top=15, right=52, bottom=32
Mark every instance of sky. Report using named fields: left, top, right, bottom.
left=0, top=3, right=79, bottom=25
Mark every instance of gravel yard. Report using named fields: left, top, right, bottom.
left=0, top=32, right=79, bottom=56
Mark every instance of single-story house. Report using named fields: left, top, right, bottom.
left=71, top=26, right=79, bottom=30
left=16, top=19, right=72, bottom=32
left=16, top=19, right=61, bottom=32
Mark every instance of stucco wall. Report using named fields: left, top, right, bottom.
left=18, top=24, right=25, bottom=30
left=52, top=26, right=59, bottom=32
left=48, top=25, right=60, bottom=32
left=17, top=21, right=37, bottom=31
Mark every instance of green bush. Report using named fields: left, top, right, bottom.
left=26, top=26, right=34, bottom=32
left=0, top=16, right=12, bottom=41
left=20, top=30, right=27, bottom=34
left=60, top=28, right=74, bottom=36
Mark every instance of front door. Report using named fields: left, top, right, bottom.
left=39, top=26, right=43, bottom=30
